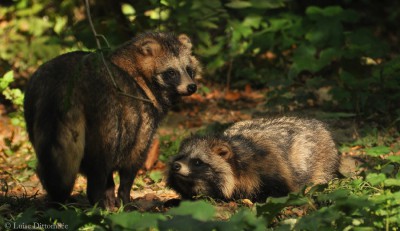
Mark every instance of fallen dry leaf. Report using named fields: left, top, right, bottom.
left=224, top=90, right=241, bottom=101
left=205, top=89, right=222, bottom=100
left=187, top=93, right=205, bottom=103
left=242, top=84, right=264, bottom=100
left=260, top=51, right=277, bottom=60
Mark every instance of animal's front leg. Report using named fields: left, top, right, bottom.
left=104, top=172, right=120, bottom=209
left=87, top=169, right=118, bottom=210
left=118, top=165, right=137, bottom=205
left=86, top=169, right=107, bottom=206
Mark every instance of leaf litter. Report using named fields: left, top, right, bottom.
left=1, top=82, right=399, bottom=220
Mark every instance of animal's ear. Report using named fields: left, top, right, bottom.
left=178, top=34, right=192, bottom=50
left=136, top=39, right=162, bottom=56
left=211, top=142, right=232, bottom=160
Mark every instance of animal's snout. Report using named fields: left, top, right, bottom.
left=172, top=162, right=182, bottom=172
left=187, top=84, right=197, bottom=94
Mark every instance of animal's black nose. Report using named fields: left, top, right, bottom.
left=172, top=162, right=181, bottom=172
left=187, top=84, right=197, bottom=94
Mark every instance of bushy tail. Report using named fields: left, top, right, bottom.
left=33, top=107, right=86, bottom=203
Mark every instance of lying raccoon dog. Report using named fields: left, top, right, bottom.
left=24, top=32, right=201, bottom=209
left=167, top=117, right=340, bottom=201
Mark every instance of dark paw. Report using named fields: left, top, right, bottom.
left=163, top=198, right=182, bottom=208
left=100, top=196, right=121, bottom=211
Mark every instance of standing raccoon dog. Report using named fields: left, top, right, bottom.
left=167, top=117, right=340, bottom=201
left=24, top=32, right=200, bottom=208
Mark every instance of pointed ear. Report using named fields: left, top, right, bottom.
left=178, top=34, right=192, bottom=50
left=136, top=39, right=161, bottom=56
left=211, top=142, right=232, bottom=160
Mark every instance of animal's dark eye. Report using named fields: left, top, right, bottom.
left=193, top=159, right=203, bottom=167
left=186, top=66, right=195, bottom=78
left=163, top=68, right=178, bottom=78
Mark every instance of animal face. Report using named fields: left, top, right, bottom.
left=167, top=136, right=235, bottom=200
left=154, top=55, right=198, bottom=96
left=134, top=33, right=200, bottom=96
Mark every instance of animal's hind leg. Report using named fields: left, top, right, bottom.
left=104, top=173, right=119, bottom=208
left=118, top=165, right=138, bottom=205
left=33, top=107, right=85, bottom=203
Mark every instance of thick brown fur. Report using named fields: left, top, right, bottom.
left=167, top=117, right=340, bottom=202
left=24, top=32, right=200, bottom=209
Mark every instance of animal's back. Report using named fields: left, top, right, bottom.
left=24, top=51, right=89, bottom=139
left=167, top=117, right=340, bottom=201
left=224, top=117, right=339, bottom=191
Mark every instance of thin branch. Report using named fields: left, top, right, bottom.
left=84, top=0, right=153, bottom=104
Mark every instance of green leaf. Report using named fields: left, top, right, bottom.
left=54, top=16, right=68, bottom=35
left=167, top=201, right=216, bottom=221
left=200, top=86, right=211, bottom=94
left=121, top=3, right=135, bottom=15
left=0, top=71, right=14, bottom=91
left=366, top=173, right=386, bottom=186
left=16, top=3, right=43, bottom=16
left=384, top=178, right=400, bottom=187
left=365, top=146, right=391, bottom=157
left=44, top=209, right=87, bottom=230
left=291, top=45, right=329, bottom=77
left=250, top=0, right=285, bottom=9
left=225, top=1, right=252, bottom=9
left=228, top=209, right=267, bottom=231
left=14, top=207, right=36, bottom=226
left=256, top=195, right=307, bottom=224
left=346, top=28, right=388, bottom=58
left=387, top=155, right=400, bottom=163
left=3, top=88, right=24, bottom=106
left=198, top=21, right=219, bottom=29
left=318, top=189, right=350, bottom=201
left=159, top=215, right=219, bottom=231
left=149, top=170, right=163, bottom=183
left=242, top=15, right=262, bottom=29
left=108, top=211, right=164, bottom=230
left=306, top=6, right=343, bottom=18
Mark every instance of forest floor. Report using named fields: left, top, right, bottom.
left=0, top=83, right=397, bottom=217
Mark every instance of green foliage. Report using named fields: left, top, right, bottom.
left=108, top=211, right=164, bottom=230
left=166, top=201, right=215, bottom=221
left=0, top=71, right=25, bottom=127
left=1, top=0, right=400, bottom=119
left=258, top=4, right=398, bottom=117
left=1, top=71, right=36, bottom=181
left=1, top=1, right=400, bottom=230
left=150, top=0, right=399, bottom=118
left=0, top=0, right=81, bottom=73
left=149, top=170, right=164, bottom=183
left=159, top=134, right=182, bottom=163
left=3, top=201, right=266, bottom=230
left=258, top=156, right=400, bottom=230
left=3, top=132, right=400, bottom=230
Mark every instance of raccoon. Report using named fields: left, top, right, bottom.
left=167, top=117, right=340, bottom=201
left=24, top=32, right=200, bottom=209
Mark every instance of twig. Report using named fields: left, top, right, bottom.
left=84, top=0, right=153, bottom=104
